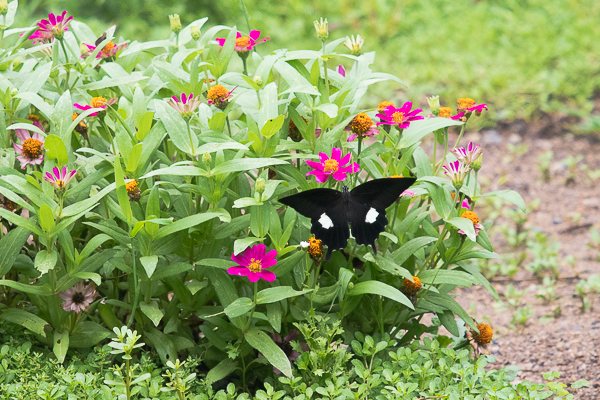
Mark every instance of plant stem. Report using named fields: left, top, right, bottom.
left=186, top=121, right=196, bottom=158
left=321, top=41, right=330, bottom=98
left=58, top=39, right=71, bottom=90
left=226, top=115, right=232, bottom=136
left=127, top=241, right=139, bottom=327
left=242, top=56, right=248, bottom=75
left=451, top=123, right=466, bottom=151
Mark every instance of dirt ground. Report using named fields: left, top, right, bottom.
left=456, top=123, right=600, bottom=399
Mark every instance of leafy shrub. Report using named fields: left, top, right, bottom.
left=0, top=0, right=526, bottom=388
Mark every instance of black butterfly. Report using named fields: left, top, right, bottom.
left=280, top=177, right=416, bottom=256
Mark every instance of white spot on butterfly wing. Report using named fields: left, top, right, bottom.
left=318, top=213, right=334, bottom=229
left=365, top=207, right=379, bottom=224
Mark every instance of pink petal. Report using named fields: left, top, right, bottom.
left=247, top=272, right=261, bottom=282
left=252, top=243, right=266, bottom=259
left=318, top=152, right=329, bottom=163
left=258, top=270, right=276, bottom=282
left=216, top=38, right=226, bottom=47
left=227, top=266, right=250, bottom=277
left=306, top=170, right=328, bottom=183
left=249, top=30, right=261, bottom=40
left=45, top=172, right=54, bottom=181
left=337, top=65, right=346, bottom=77
left=347, top=134, right=357, bottom=142
left=332, top=171, right=348, bottom=181
left=330, top=147, right=342, bottom=161
left=52, top=166, right=60, bottom=179
left=339, top=152, right=351, bottom=166
left=306, top=160, right=324, bottom=171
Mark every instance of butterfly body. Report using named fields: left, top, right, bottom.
left=280, top=178, right=416, bottom=256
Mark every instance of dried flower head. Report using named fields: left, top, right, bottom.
left=305, top=236, right=323, bottom=260
left=377, top=101, right=394, bottom=113
left=126, top=179, right=141, bottom=201
left=207, top=84, right=234, bottom=110
left=402, top=275, right=422, bottom=296
left=347, top=113, right=378, bottom=141
left=60, top=282, right=97, bottom=313
left=472, top=322, right=493, bottom=345
left=72, top=112, right=88, bottom=136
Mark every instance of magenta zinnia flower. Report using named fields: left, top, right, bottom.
left=337, top=65, right=346, bottom=77
left=442, top=160, right=469, bottom=189
left=376, top=101, right=424, bottom=129
left=306, top=148, right=360, bottom=183
left=28, top=11, right=73, bottom=44
left=168, top=92, right=200, bottom=118
left=228, top=243, right=277, bottom=282
left=457, top=98, right=488, bottom=115
left=453, top=142, right=482, bottom=166
left=13, top=129, right=44, bottom=169
left=83, top=40, right=127, bottom=59
left=74, top=96, right=116, bottom=116
left=216, top=30, right=269, bottom=53
left=60, top=282, right=97, bottom=313
left=44, top=166, right=77, bottom=190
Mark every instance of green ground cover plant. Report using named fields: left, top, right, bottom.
left=0, top=2, right=585, bottom=398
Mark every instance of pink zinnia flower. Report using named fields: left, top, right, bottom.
left=442, top=160, right=468, bottom=189
left=228, top=243, right=277, bottom=282
left=306, top=148, right=360, bottom=183
left=376, top=101, right=424, bottom=129
left=346, top=113, right=378, bottom=142
left=453, top=142, right=482, bottom=167
left=216, top=30, right=268, bottom=53
left=60, top=282, right=97, bottom=313
left=458, top=210, right=483, bottom=236
left=169, top=92, right=200, bottom=118
left=337, top=65, right=346, bottom=77
left=457, top=98, right=488, bottom=115
left=13, top=129, right=44, bottom=169
left=82, top=40, right=127, bottom=59
left=74, top=96, right=116, bottom=116
left=44, top=166, right=77, bottom=190
left=400, top=189, right=415, bottom=198
left=28, top=11, right=73, bottom=44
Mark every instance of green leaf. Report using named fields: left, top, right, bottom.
left=419, top=270, right=476, bottom=287
left=53, top=331, right=69, bottom=363
left=482, top=190, right=527, bottom=212
left=70, top=321, right=111, bottom=348
left=114, top=157, right=133, bottom=225
left=438, top=311, right=459, bottom=337
left=426, top=292, right=476, bottom=330
left=0, top=280, right=51, bottom=295
left=34, top=249, right=58, bottom=275
left=399, top=118, right=462, bottom=149
left=197, top=258, right=232, bottom=270
left=44, top=134, right=69, bottom=165
left=245, top=328, right=292, bottom=378
left=126, top=143, right=143, bottom=173
left=140, top=301, right=164, bottom=327
left=206, top=358, right=238, bottom=384
left=140, top=255, right=159, bottom=278
left=261, top=115, right=285, bottom=138
left=212, top=158, right=287, bottom=175
left=233, top=237, right=263, bottom=256
left=0, top=227, right=31, bottom=276
left=1, top=308, right=49, bottom=337
left=348, top=280, right=414, bottom=309
left=445, top=217, right=476, bottom=242
left=38, top=204, right=55, bottom=233
left=135, top=111, right=155, bottom=140
left=256, top=286, right=310, bottom=304
left=224, top=297, right=254, bottom=319
left=571, top=379, right=590, bottom=389
left=155, top=211, right=229, bottom=239
left=390, top=236, right=437, bottom=266
left=155, top=101, right=197, bottom=155
left=196, top=141, right=248, bottom=153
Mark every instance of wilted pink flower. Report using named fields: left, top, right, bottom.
left=13, top=129, right=44, bottom=169
left=74, top=96, right=116, bottom=116
left=169, top=92, right=200, bottom=118
left=376, top=101, right=424, bottom=129
left=44, top=166, right=77, bottom=190
left=337, top=65, right=346, bottom=77
left=458, top=210, right=483, bottom=236
left=216, top=30, right=269, bottom=53
left=29, top=11, right=73, bottom=44
left=306, top=148, right=360, bottom=183
left=346, top=113, right=378, bottom=142
left=228, top=243, right=277, bottom=282
left=457, top=98, right=487, bottom=115
left=443, top=160, right=469, bottom=189
left=60, top=282, right=97, bottom=313
left=453, top=142, right=482, bottom=166
left=400, top=189, right=415, bottom=198
left=82, top=40, right=127, bottom=59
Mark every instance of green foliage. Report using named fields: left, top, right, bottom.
left=0, top=0, right=532, bottom=390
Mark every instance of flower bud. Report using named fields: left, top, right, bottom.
left=472, top=153, right=483, bottom=171
left=202, top=152, right=212, bottom=165
left=426, top=95, right=440, bottom=114
left=0, top=0, right=8, bottom=16
left=252, top=75, right=264, bottom=87
left=313, top=18, right=329, bottom=41
left=190, top=25, right=201, bottom=41
left=344, top=34, right=364, bottom=55
left=169, top=14, right=182, bottom=34
left=255, top=178, right=266, bottom=194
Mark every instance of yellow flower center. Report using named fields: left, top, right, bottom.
left=323, top=159, right=339, bottom=173
left=55, top=180, right=66, bottom=189
left=248, top=257, right=262, bottom=273
left=235, top=36, right=251, bottom=50
left=461, top=210, right=480, bottom=225
left=207, top=85, right=230, bottom=102
left=91, top=96, right=107, bottom=108
left=125, top=180, right=139, bottom=194
left=457, top=97, right=475, bottom=110
left=21, top=138, right=43, bottom=158
left=307, top=236, right=323, bottom=258
left=103, top=41, right=116, bottom=53
left=474, top=322, right=493, bottom=345
left=28, top=113, right=40, bottom=122
left=438, top=106, right=452, bottom=118
left=349, top=113, right=373, bottom=134
left=377, top=101, right=394, bottom=113
left=392, top=111, right=405, bottom=124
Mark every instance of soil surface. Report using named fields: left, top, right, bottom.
left=455, top=125, right=600, bottom=399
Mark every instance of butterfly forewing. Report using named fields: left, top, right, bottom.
left=350, top=177, right=416, bottom=210
left=279, top=188, right=342, bottom=219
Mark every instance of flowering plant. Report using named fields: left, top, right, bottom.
left=0, top=3, right=524, bottom=384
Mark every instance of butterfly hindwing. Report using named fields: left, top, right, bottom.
left=349, top=202, right=388, bottom=249
left=350, top=177, right=416, bottom=210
